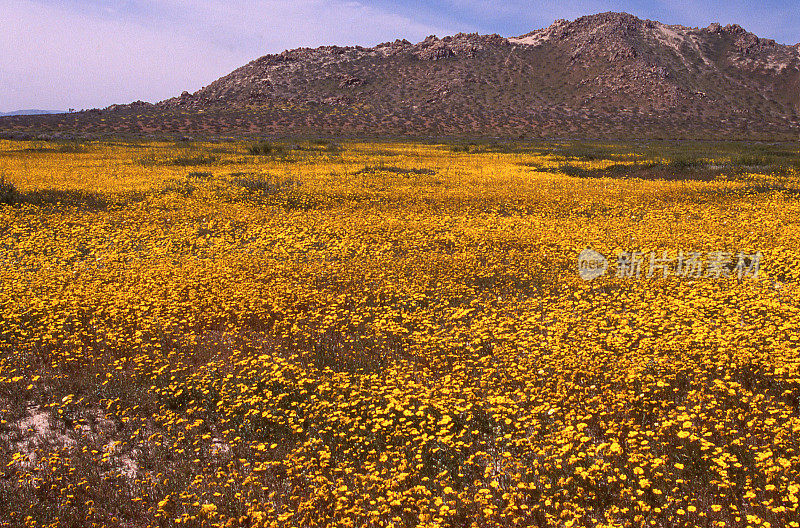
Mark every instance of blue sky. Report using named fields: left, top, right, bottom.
left=1, top=0, right=798, bottom=111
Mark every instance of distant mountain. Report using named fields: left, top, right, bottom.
left=3, top=12, right=800, bottom=140
left=0, top=109, right=64, bottom=117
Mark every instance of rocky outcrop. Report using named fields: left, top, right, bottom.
left=413, top=33, right=508, bottom=60
left=104, top=100, right=154, bottom=112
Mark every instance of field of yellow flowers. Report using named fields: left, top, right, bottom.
left=0, top=138, right=799, bottom=528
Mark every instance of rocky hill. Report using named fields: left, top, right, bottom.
left=4, top=12, right=800, bottom=140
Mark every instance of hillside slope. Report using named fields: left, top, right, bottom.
left=3, top=12, right=800, bottom=140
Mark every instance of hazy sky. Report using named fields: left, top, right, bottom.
left=2, top=0, right=799, bottom=111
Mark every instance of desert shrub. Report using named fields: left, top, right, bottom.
left=557, top=164, right=594, bottom=178
left=22, top=189, right=109, bottom=209
left=160, top=178, right=196, bottom=196
left=322, top=142, right=342, bottom=153
left=0, top=176, right=20, bottom=205
left=167, top=154, right=218, bottom=166
left=237, top=176, right=278, bottom=193
left=450, top=143, right=474, bottom=153
left=0, top=177, right=129, bottom=209
left=136, top=152, right=220, bottom=166
left=668, top=156, right=706, bottom=170
left=310, top=139, right=342, bottom=153
left=733, top=155, right=769, bottom=167
left=229, top=174, right=313, bottom=209
left=356, top=165, right=436, bottom=176
left=248, top=141, right=286, bottom=156
left=22, top=142, right=89, bottom=154
left=232, top=173, right=297, bottom=194
left=229, top=172, right=315, bottom=209
left=188, top=171, right=213, bottom=180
